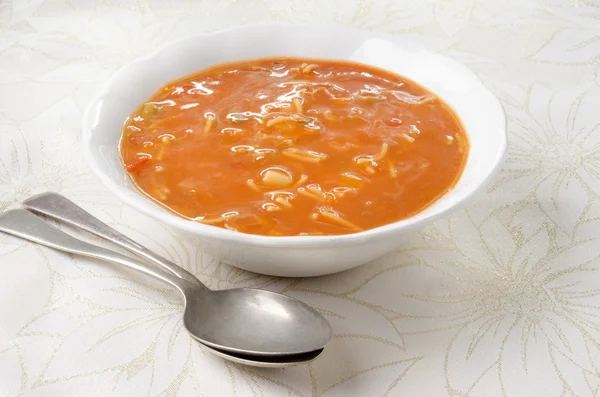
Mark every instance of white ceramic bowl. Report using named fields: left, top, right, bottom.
left=82, top=23, right=506, bottom=277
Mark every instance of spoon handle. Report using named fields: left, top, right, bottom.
left=0, top=209, right=194, bottom=293
left=23, top=192, right=202, bottom=287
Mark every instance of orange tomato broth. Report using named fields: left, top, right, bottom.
left=120, top=58, right=469, bottom=236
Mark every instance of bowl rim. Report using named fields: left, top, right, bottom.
left=82, top=22, right=507, bottom=248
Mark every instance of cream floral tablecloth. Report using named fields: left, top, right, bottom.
left=1, top=0, right=600, bottom=396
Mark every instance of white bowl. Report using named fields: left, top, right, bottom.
left=82, top=23, right=506, bottom=277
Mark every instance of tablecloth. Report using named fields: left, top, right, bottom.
left=1, top=0, right=600, bottom=396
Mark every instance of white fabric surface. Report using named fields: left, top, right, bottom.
left=1, top=0, right=600, bottom=396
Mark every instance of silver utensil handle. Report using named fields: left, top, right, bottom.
left=23, top=192, right=201, bottom=286
left=0, top=209, right=192, bottom=294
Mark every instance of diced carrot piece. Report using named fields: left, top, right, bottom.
left=125, top=156, right=150, bottom=172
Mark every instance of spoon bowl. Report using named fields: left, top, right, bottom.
left=185, top=287, right=331, bottom=356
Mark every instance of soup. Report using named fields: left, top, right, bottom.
left=120, top=58, right=469, bottom=236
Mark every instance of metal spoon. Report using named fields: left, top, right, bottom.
left=2, top=194, right=332, bottom=359
left=0, top=209, right=324, bottom=368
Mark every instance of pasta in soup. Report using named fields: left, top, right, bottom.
left=120, top=58, right=469, bottom=236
